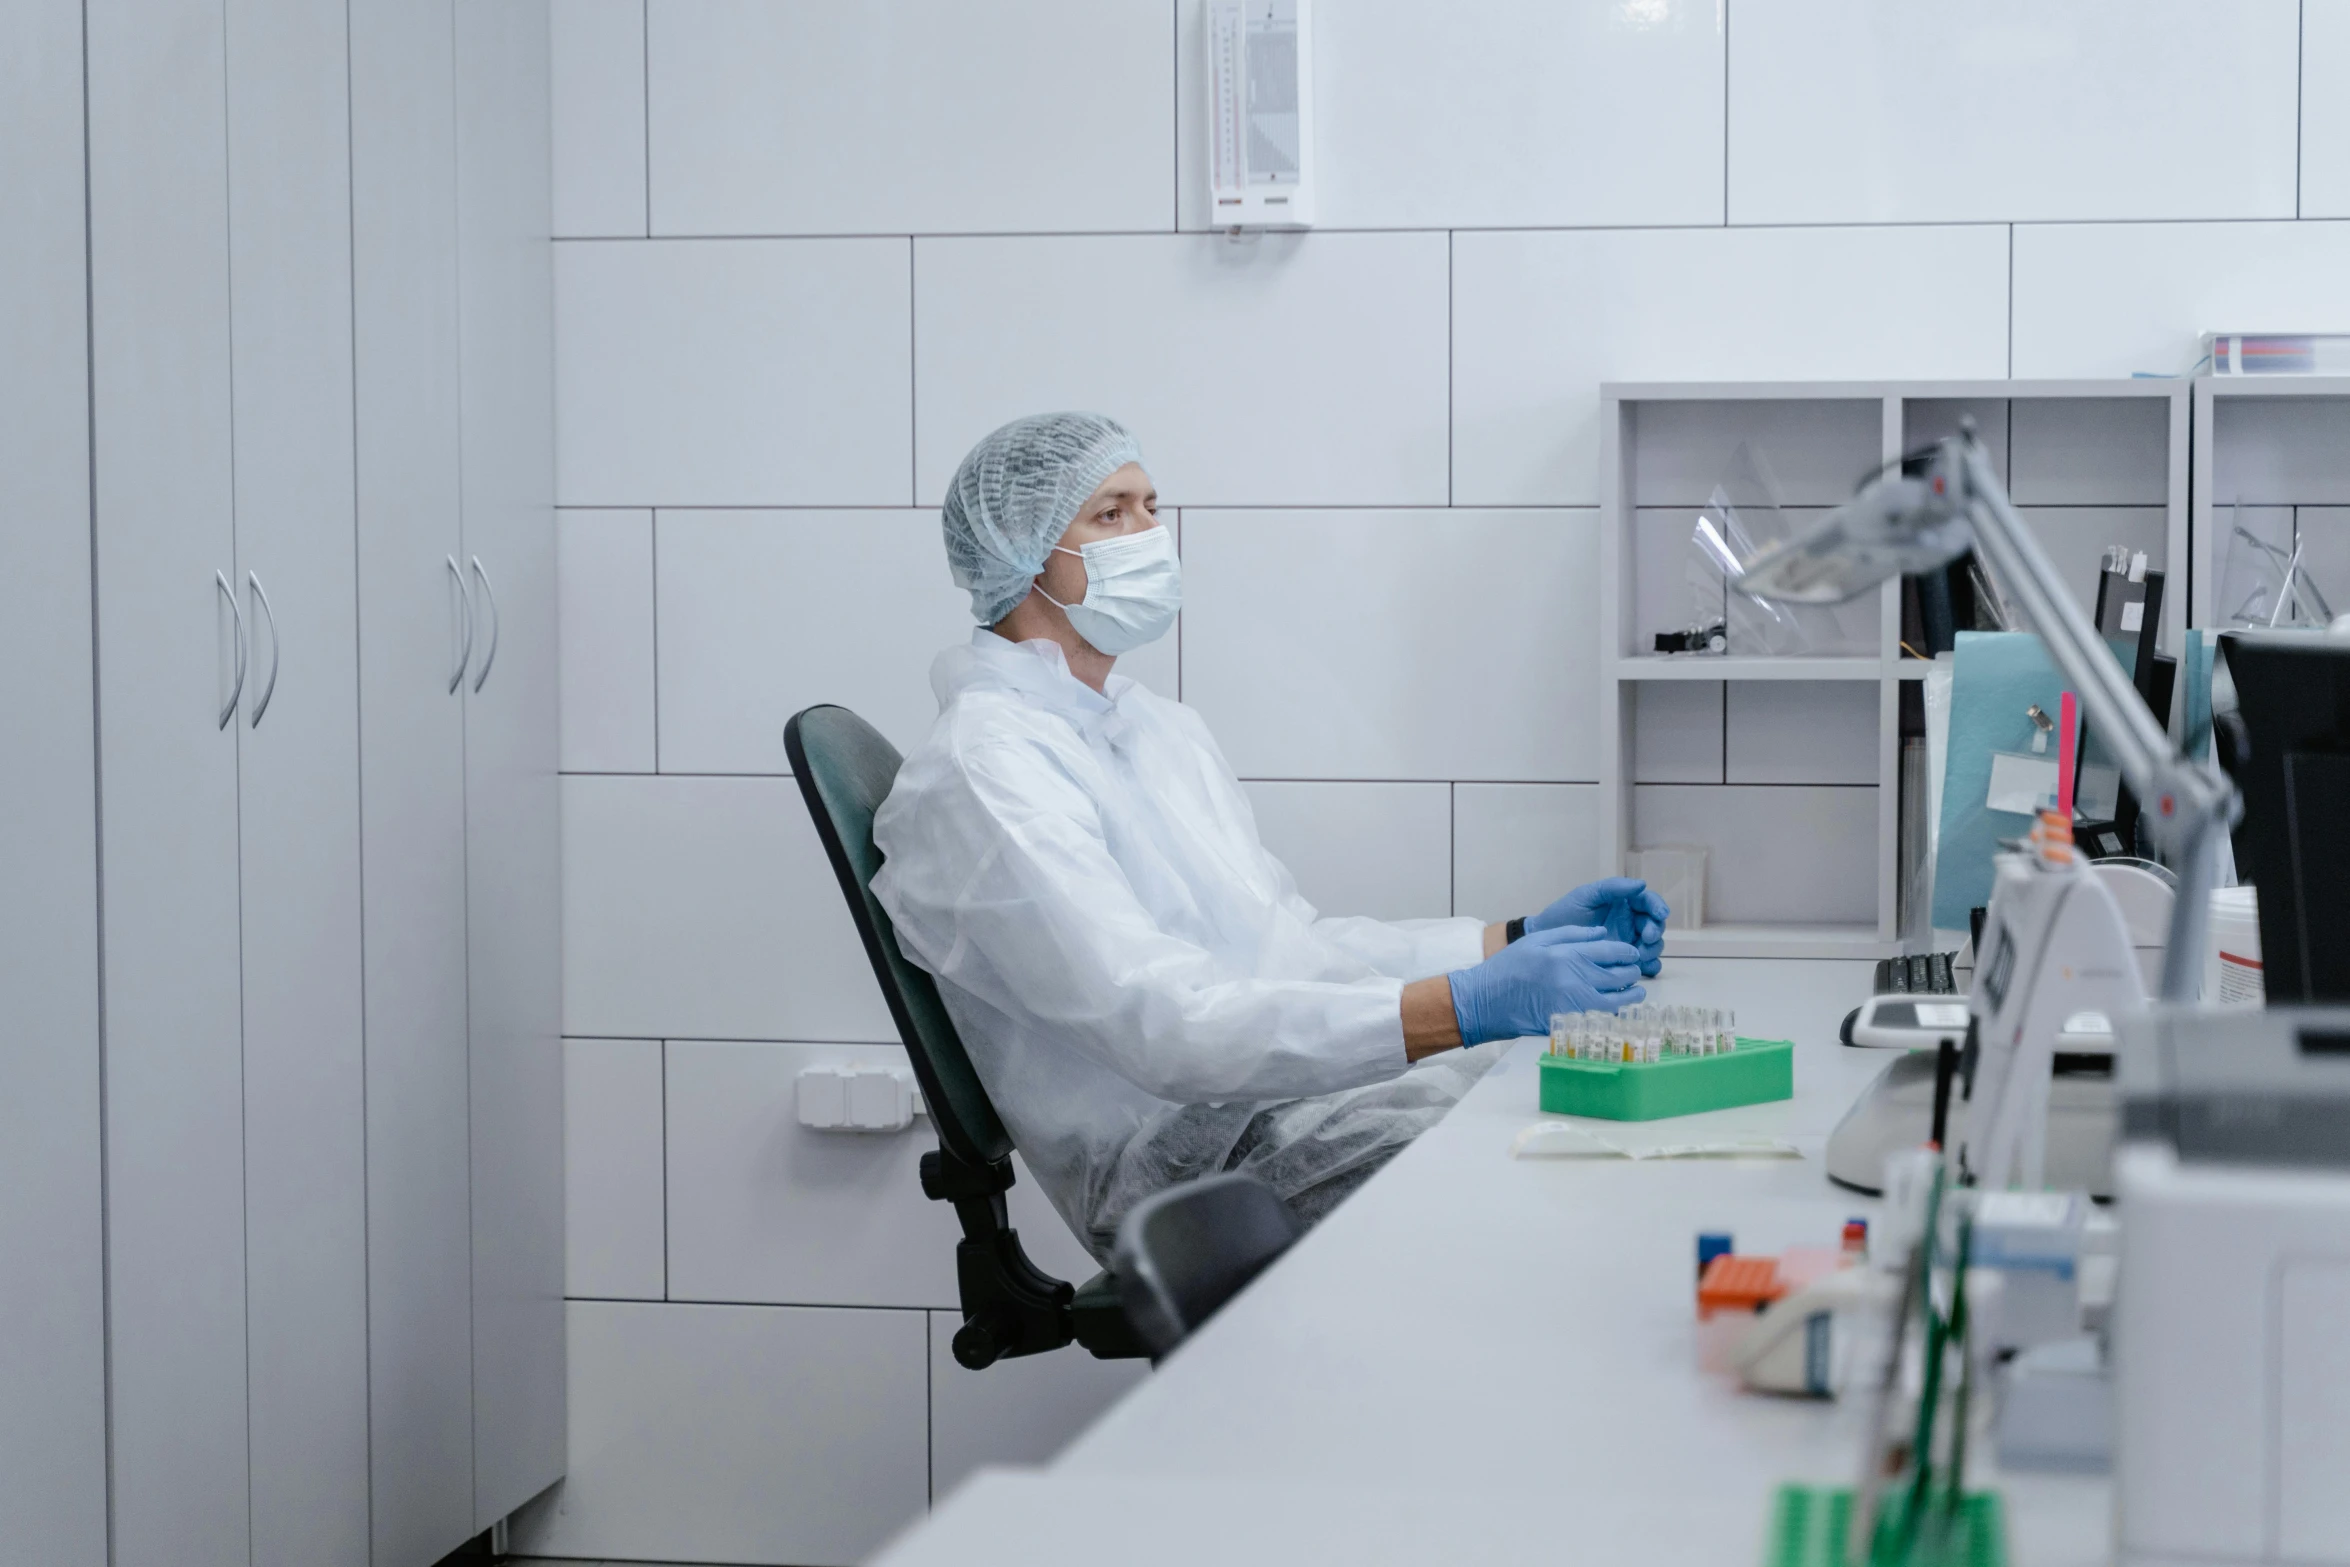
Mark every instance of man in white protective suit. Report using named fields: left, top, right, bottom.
left=873, top=413, right=1669, bottom=1260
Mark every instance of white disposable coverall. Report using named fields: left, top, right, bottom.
left=872, top=629, right=1499, bottom=1260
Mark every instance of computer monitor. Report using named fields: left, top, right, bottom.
left=2074, top=564, right=2170, bottom=859
left=2216, top=633, right=2350, bottom=1004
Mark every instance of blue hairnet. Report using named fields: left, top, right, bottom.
left=942, top=412, right=1144, bottom=624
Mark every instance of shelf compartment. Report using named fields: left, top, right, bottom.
left=1612, top=656, right=1885, bottom=682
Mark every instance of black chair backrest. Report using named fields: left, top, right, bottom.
left=784, top=704, right=1012, bottom=1171
left=1109, top=1174, right=1306, bottom=1357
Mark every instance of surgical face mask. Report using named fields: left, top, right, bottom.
left=1034, top=525, right=1181, bottom=655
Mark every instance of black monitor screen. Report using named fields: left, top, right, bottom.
left=2218, top=635, right=2350, bottom=1004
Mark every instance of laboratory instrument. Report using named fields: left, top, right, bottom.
left=1767, top=1158, right=2008, bottom=1567
left=1827, top=854, right=2172, bottom=1197
left=1953, top=817, right=2146, bottom=1192
left=1740, top=424, right=2237, bottom=1190
left=1205, top=0, right=1315, bottom=230
left=2114, top=1005, right=2350, bottom=1565
left=1994, top=1337, right=2111, bottom=1475
left=1841, top=995, right=1972, bottom=1053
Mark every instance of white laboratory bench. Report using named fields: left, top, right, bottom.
left=872, top=958, right=2114, bottom=1567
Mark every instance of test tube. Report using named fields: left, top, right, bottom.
left=1717, top=1007, right=1736, bottom=1054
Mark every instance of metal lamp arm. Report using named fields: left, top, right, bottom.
left=1950, top=437, right=2237, bottom=1003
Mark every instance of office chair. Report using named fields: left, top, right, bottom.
left=784, top=704, right=1145, bottom=1369
left=1109, top=1173, right=1306, bottom=1359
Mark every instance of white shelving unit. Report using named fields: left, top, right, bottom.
left=1599, top=380, right=2190, bottom=959
left=2191, top=375, right=2350, bottom=628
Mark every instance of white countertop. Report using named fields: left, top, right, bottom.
left=874, top=957, right=2113, bottom=1567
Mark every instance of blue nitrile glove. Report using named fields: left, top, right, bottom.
left=1526, top=877, right=1670, bottom=976
left=1447, top=925, right=1647, bottom=1046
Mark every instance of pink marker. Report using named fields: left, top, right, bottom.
left=2057, top=690, right=2078, bottom=818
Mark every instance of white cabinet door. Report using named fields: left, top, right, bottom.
left=509, top=1302, right=928, bottom=1567
left=218, top=2, right=372, bottom=1559
left=455, top=0, right=566, bottom=1527
left=350, top=0, right=479, bottom=1559
left=224, top=2, right=371, bottom=1563
left=87, top=3, right=250, bottom=1563
left=0, top=5, right=107, bottom=1561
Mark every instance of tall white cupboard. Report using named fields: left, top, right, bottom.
left=2, top=3, right=563, bottom=1565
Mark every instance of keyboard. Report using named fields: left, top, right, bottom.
left=1872, top=951, right=1959, bottom=995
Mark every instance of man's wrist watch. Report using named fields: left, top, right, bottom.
left=1504, top=916, right=1527, bottom=945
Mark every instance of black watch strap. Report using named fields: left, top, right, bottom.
left=1505, top=916, right=1527, bottom=944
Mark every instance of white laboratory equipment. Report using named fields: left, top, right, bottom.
left=1742, top=422, right=2237, bottom=1200
left=2114, top=1006, right=2350, bottom=1565
left=1955, top=837, right=2147, bottom=1192
left=1205, top=0, right=1315, bottom=229
left=1827, top=858, right=2172, bottom=1197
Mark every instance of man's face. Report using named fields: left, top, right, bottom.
left=1034, top=462, right=1160, bottom=609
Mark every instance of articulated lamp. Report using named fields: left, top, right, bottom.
left=1735, top=424, right=2237, bottom=1006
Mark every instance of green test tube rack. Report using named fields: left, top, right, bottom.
left=1763, top=1485, right=2007, bottom=1567
left=1536, top=1037, right=1793, bottom=1121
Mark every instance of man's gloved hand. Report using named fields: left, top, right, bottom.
left=1447, top=925, right=1647, bottom=1047
left=1526, top=877, right=1669, bottom=976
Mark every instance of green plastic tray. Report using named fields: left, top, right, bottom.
left=1763, top=1485, right=2006, bottom=1567
left=1536, top=1037, right=1793, bottom=1121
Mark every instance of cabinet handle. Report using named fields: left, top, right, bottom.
left=246, top=571, right=281, bottom=728
left=216, top=569, right=246, bottom=730
left=469, top=555, right=500, bottom=693
left=446, top=555, right=473, bottom=695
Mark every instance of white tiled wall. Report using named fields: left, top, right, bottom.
left=2010, top=222, right=2350, bottom=379
left=549, top=0, right=645, bottom=238
left=1728, top=1, right=2299, bottom=224
left=1172, top=0, right=1725, bottom=231
left=549, top=1, right=2350, bottom=1558
left=556, top=238, right=912, bottom=506
left=648, top=0, right=1174, bottom=237
left=557, top=510, right=655, bottom=773
left=2309, top=1, right=2350, bottom=219
left=1181, top=508, right=1599, bottom=780
left=561, top=774, right=894, bottom=1042
left=563, top=1037, right=665, bottom=1301
left=1450, top=225, right=2011, bottom=507
left=652, top=510, right=973, bottom=770
left=912, top=233, right=1450, bottom=506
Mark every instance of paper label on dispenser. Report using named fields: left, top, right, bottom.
left=2121, top=600, right=2144, bottom=633
left=1986, top=751, right=2061, bottom=815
